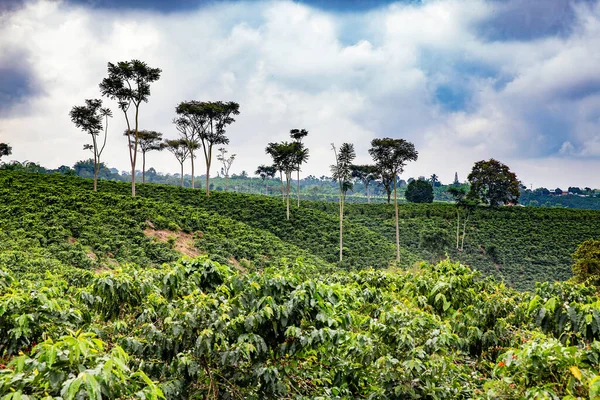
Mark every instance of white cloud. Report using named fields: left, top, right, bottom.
left=1, top=0, right=600, bottom=188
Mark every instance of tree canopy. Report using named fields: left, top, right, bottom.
left=467, top=159, right=520, bottom=207
left=0, top=143, right=12, bottom=161
left=572, top=239, right=600, bottom=286
left=405, top=179, right=434, bottom=203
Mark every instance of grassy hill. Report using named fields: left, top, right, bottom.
left=2, top=171, right=600, bottom=398
left=2, top=171, right=599, bottom=290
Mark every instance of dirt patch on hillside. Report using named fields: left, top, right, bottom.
left=144, top=229, right=202, bottom=258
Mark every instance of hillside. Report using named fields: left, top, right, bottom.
left=2, top=171, right=600, bottom=398
left=2, top=171, right=599, bottom=290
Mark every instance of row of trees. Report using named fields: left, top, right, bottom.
left=70, top=59, right=242, bottom=197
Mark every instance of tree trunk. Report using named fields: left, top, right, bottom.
left=131, top=107, right=140, bottom=197
left=456, top=210, right=460, bottom=250
left=387, top=190, right=391, bottom=204
left=339, top=191, right=344, bottom=262
left=286, top=172, right=291, bottom=220
left=226, top=175, right=229, bottom=191
left=266, top=180, right=268, bottom=195
left=366, top=184, right=370, bottom=204
left=180, top=163, right=184, bottom=187
left=461, top=213, right=469, bottom=251
left=142, top=152, right=146, bottom=183
left=297, top=169, right=300, bottom=207
left=394, top=176, right=400, bottom=261
left=92, top=135, right=98, bottom=192
left=205, top=160, right=210, bottom=196
left=93, top=162, right=98, bottom=191
left=280, top=171, right=285, bottom=204
left=190, top=151, right=195, bottom=189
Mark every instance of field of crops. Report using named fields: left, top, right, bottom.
left=1, top=171, right=600, bottom=398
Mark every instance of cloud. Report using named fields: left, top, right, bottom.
left=1, top=0, right=600, bottom=189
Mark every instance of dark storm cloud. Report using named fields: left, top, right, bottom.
left=478, top=0, right=596, bottom=40
left=0, top=48, right=39, bottom=116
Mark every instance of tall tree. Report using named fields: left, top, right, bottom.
left=255, top=164, right=276, bottom=195
left=216, top=147, right=236, bottom=191
left=164, top=139, right=192, bottom=187
left=467, top=159, right=520, bottom=207
left=290, top=129, right=309, bottom=206
left=69, top=99, right=112, bottom=191
left=185, top=101, right=240, bottom=196
left=99, top=59, right=161, bottom=197
left=127, top=130, right=163, bottom=183
left=174, top=103, right=203, bottom=189
left=331, top=143, right=356, bottom=262
left=369, top=138, right=418, bottom=261
left=0, top=143, right=11, bottom=161
left=266, top=141, right=299, bottom=220
left=350, top=165, right=379, bottom=203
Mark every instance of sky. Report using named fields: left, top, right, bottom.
left=1, top=0, right=600, bottom=188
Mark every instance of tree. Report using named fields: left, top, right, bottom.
left=331, top=143, right=356, bottom=262
left=453, top=172, right=460, bottom=185
left=467, top=159, right=520, bottom=207
left=189, top=101, right=240, bottom=196
left=448, top=187, right=478, bottom=251
left=174, top=102, right=203, bottom=189
left=350, top=165, right=379, bottom=203
left=266, top=141, right=299, bottom=220
left=99, top=59, right=162, bottom=197
left=572, top=239, right=600, bottom=286
left=554, top=188, right=563, bottom=195
left=217, top=147, right=236, bottom=191
left=164, top=139, right=192, bottom=187
left=255, top=164, right=276, bottom=194
left=128, top=130, right=163, bottom=183
left=405, top=179, right=434, bottom=203
left=290, top=129, right=309, bottom=207
left=369, top=138, right=418, bottom=261
left=429, top=173, right=441, bottom=187
left=568, top=187, right=582, bottom=195
left=69, top=99, right=112, bottom=191
left=0, top=143, right=11, bottom=161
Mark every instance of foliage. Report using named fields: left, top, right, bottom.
left=405, top=179, right=434, bottom=203
left=69, top=99, right=112, bottom=191
left=0, top=143, right=11, bottom=161
left=99, top=59, right=162, bottom=197
left=2, top=257, right=600, bottom=398
left=467, top=158, right=520, bottom=207
left=572, top=239, right=600, bottom=286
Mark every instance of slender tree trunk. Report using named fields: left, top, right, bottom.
left=339, top=191, right=344, bottom=262
left=387, top=189, right=391, bottom=204
left=280, top=171, right=285, bottom=204
left=180, top=162, right=184, bottom=187
left=297, top=169, right=300, bottom=207
left=190, top=151, right=195, bottom=189
left=286, top=172, right=291, bottom=220
left=366, top=183, right=371, bottom=204
left=461, top=213, right=469, bottom=251
left=142, top=152, right=146, bottom=183
left=394, top=176, right=400, bottom=262
left=226, top=175, right=229, bottom=191
left=131, top=106, right=140, bottom=197
left=456, top=210, right=460, bottom=250
left=91, top=134, right=99, bottom=192
left=266, top=180, right=268, bottom=195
